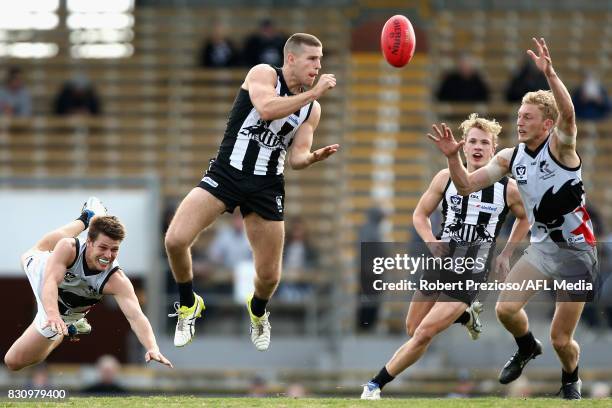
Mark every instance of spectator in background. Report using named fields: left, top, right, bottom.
left=208, top=211, right=252, bottom=270
left=25, top=364, right=52, bottom=390
left=505, top=57, right=549, bottom=102
left=242, top=19, right=286, bottom=67
left=82, top=355, right=126, bottom=395
left=283, top=217, right=319, bottom=271
left=53, top=73, right=101, bottom=116
left=0, top=67, right=32, bottom=117
left=356, top=206, right=387, bottom=332
left=436, top=53, right=489, bottom=102
left=200, top=24, right=239, bottom=68
left=572, top=70, right=610, bottom=121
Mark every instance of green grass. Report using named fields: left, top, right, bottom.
left=2, top=397, right=612, bottom=407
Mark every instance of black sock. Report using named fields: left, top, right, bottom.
left=76, top=212, right=90, bottom=228
left=562, top=365, right=579, bottom=384
left=178, top=281, right=195, bottom=307
left=250, top=295, right=268, bottom=318
left=371, top=366, right=395, bottom=390
left=454, top=311, right=470, bottom=325
left=515, top=331, right=536, bottom=354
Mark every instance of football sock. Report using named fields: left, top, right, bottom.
left=178, top=281, right=195, bottom=308
left=250, top=295, right=268, bottom=318
left=454, top=311, right=470, bottom=325
left=515, top=331, right=536, bottom=355
left=76, top=211, right=90, bottom=228
left=562, top=365, right=579, bottom=384
left=371, top=366, right=395, bottom=389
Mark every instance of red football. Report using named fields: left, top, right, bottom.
left=380, top=15, right=416, bottom=68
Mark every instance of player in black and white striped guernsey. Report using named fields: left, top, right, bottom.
left=429, top=38, right=596, bottom=399
left=165, top=33, right=339, bottom=352
left=4, top=198, right=172, bottom=371
left=362, top=114, right=530, bottom=400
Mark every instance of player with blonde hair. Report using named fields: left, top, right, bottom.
left=362, top=114, right=529, bottom=399
left=429, top=38, right=597, bottom=400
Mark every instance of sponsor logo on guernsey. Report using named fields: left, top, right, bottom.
left=202, top=177, right=218, bottom=188
left=475, top=203, right=498, bottom=213
left=288, top=115, right=299, bottom=126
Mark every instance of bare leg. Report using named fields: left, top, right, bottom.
left=551, top=301, right=584, bottom=373
left=243, top=213, right=284, bottom=300
left=405, top=291, right=437, bottom=336
left=32, top=220, right=87, bottom=252
left=4, top=323, right=63, bottom=371
left=386, top=301, right=467, bottom=376
left=495, top=257, right=547, bottom=337
left=164, top=188, right=226, bottom=283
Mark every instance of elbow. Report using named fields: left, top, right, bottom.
left=257, top=106, right=275, bottom=121
left=456, top=187, right=471, bottom=196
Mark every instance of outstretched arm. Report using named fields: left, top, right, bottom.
left=104, top=271, right=173, bottom=368
left=527, top=37, right=577, bottom=146
left=427, top=123, right=510, bottom=195
left=41, top=238, right=77, bottom=336
left=288, top=101, right=339, bottom=170
left=245, top=65, right=336, bottom=121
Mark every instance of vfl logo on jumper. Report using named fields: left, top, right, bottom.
left=276, top=195, right=284, bottom=213
left=515, top=165, right=528, bottom=184
left=450, top=195, right=462, bottom=213
left=539, top=160, right=555, bottom=179
left=240, top=119, right=292, bottom=149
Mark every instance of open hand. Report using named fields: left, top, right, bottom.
left=311, top=144, right=340, bottom=163
left=145, top=349, right=173, bottom=368
left=527, top=37, right=554, bottom=77
left=427, top=123, right=464, bottom=158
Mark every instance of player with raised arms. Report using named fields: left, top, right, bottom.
left=428, top=38, right=597, bottom=400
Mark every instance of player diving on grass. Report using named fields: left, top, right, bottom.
left=428, top=38, right=598, bottom=400
left=361, top=114, right=529, bottom=399
left=4, top=197, right=172, bottom=371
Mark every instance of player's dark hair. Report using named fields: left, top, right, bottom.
left=284, top=33, right=322, bottom=59
left=88, top=215, right=126, bottom=242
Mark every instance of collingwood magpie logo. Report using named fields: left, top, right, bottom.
left=240, top=119, right=288, bottom=149
left=276, top=195, right=284, bottom=213
left=64, top=272, right=77, bottom=282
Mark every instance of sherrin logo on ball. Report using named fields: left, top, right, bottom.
left=381, top=14, right=416, bottom=68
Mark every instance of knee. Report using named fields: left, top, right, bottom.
left=496, top=302, right=518, bottom=321
left=256, top=273, right=280, bottom=289
left=164, top=231, right=189, bottom=254
left=4, top=353, right=23, bottom=371
left=550, top=333, right=574, bottom=352
left=412, top=325, right=436, bottom=347
left=406, top=321, right=417, bottom=337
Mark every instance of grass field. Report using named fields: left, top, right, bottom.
left=2, top=397, right=612, bottom=407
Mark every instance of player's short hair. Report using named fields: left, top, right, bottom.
left=284, top=33, right=322, bottom=59
left=521, top=90, right=559, bottom=123
left=88, top=215, right=126, bottom=242
left=459, top=113, right=502, bottom=145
